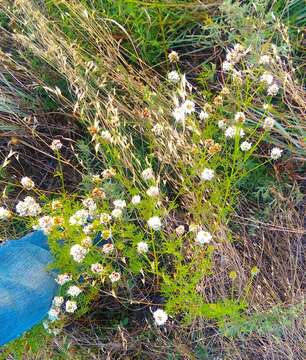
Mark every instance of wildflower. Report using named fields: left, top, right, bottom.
left=225, top=126, right=245, bottom=138
left=65, top=300, right=77, bottom=313
left=153, top=309, right=168, bottom=326
left=199, top=111, right=209, bottom=121
left=0, top=207, right=11, bottom=220
left=220, top=87, right=230, bottom=96
left=101, top=130, right=113, bottom=142
left=222, top=61, right=232, bottom=71
left=81, top=236, right=92, bottom=247
left=267, top=83, right=279, bottom=96
left=200, top=168, right=215, bottom=181
left=51, top=200, right=62, bottom=211
left=102, top=243, right=114, bottom=254
left=83, top=224, right=94, bottom=235
left=142, top=168, right=155, bottom=181
left=203, top=103, right=213, bottom=113
left=263, top=103, right=272, bottom=111
left=167, top=70, right=180, bottom=83
left=50, top=139, right=63, bottom=151
left=48, top=308, right=60, bottom=322
left=70, top=244, right=88, bottom=263
left=147, top=216, right=162, bottom=231
left=55, top=273, right=72, bottom=286
left=172, top=106, right=186, bottom=123
left=234, top=112, right=246, bottom=124
left=213, top=95, right=223, bottom=107
left=34, top=215, right=54, bottom=234
left=102, top=168, right=116, bottom=178
left=109, top=272, right=121, bottom=283
left=52, top=296, right=64, bottom=308
left=91, top=174, right=101, bottom=183
left=208, top=143, right=222, bottom=155
left=100, top=212, right=111, bottom=223
left=195, top=230, right=212, bottom=244
left=21, top=176, right=35, bottom=190
left=218, top=119, right=227, bottom=129
left=270, top=147, right=283, bottom=160
left=263, top=116, right=275, bottom=130
left=91, top=263, right=104, bottom=273
left=82, top=198, right=97, bottom=212
left=137, top=241, right=149, bottom=254
left=131, top=195, right=141, bottom=205
left=112, top=208, right=123, bottom=219
left=240, top=141, right=252, bottom=152
left=67, top=285, right=82, bottom=297
left=146, top=186, right=159, bottom=197
left=259, top=55, right=271, bottom=65
left=91, top=187, right=105, bottom=199
left=113, top=199, right=126, bottom=209
left=260, top=71, right=274, bottom=85
left=232, top=70, right=243, bottom=84
left=182, top=100, right=195, bottom=114
left=168, top=50, right=179, bottom=63
left=16, top=196, right=41, bottom=217
left=69, top=209, right=89, bottom=226
left=175, top=225, right=185, bottom=236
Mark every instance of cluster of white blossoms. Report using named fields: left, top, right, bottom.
left=142, top=167, right=155, bottom=181
left=111, top=198, right=126, bottom=219
left=55, top=273, right=72, bottom=286
left=109, top=271, right=121, bottom=283
left=195, top=230, right=212, bottom=245
left=101, top=130, right=113, bottom=143
left=201, top=168, right=215, bottom=181
left=69, top=209, right=89, bottom=226
left=172, top=99, right=195, bottom=123
left=271, top=147, right=283, bottom=160
left=240, top=141, right=252, bottom=152
left=153, top=309, right=168, bottom=326
left=225, top=126, right=245, bottom=138
left=0, top=206, right=11, bottom=220
left=33, top=215, right=55, bottom=234
left=222, top=44, right=248, bottom=72
left=70, top=244, right=88, bottom=263
left=131, top=194, right=141, bottom=205
left=263, top=116, right=275, bottom=130
left=91, top=262, right=104, bottom=273
left=146, top=185, right=159, bottom=197
left=50, top=139, right=63, bottom=151
left=167, top=70, right=180, bottom=84
left=82, top=197, right=97, bottom=213
left=21, top=176, right=35, bottom=190
left=260, top=71, right=279, bottom=96
left=67, top=285, right=82, bottom=297
left=147, top=216, right=162, bottom=231
left=65, top=300, right=78, bottom=313
left=16, top=196, right=41, bottom=217
left=137, top=241, right=149, bottom=254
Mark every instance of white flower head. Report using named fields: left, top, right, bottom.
left=102, top=243, right=114, bottom=254
left=16, top=196, right=41, bottom=217
left=101, top=130, right=113, bottom=143
left=195, top=230, right=212, bottom=245
left=69, top=209, right=89, bottom=226
left=131, top=195, right=141, bottom=205
left=55, top=273, right=72, bottom=286
left=83, top=224, right=94, bottom=235
left=234, top=112, right=246, bottom=124
left=167, top=70, right=180, bottom=83
left=67, top=285, right=82, bottom=297
left=112, top=208, right=123, bottom=219
left=263, top=116, right=275, bottom=130
left=137, top=241, right=149, bottom=254
left=81, top=236, right=92, bottom=248
left=168, top=50, right=179, bottom=63
left=260, top=71, right=274, bottom=85
left=34, top=215, right=54, bottom=234
left=109, top=271, right=121, bottom=283
left=0, top=207, right=11, bottom=220
left=52, top=296, right=64, bottom=308
left=172, top=106, right=186, bottom=123
left=48, top=308, right=60, bottom=322
left=199, top=111, right=209, bottom=121
left=222, top=61, right=233, bottom=71
left=147, top=216, right=162, bottom=231
left=175, top=225, right=185, bottom=236
left=259, top=55, right=271, bottom=65
left=267, top=83, right=279, bottom=96
left=146, top=186, right=159, bottom=197
left=153, top=309, right=168, bottom=326
left=182, top=100, right=195, bottom=114
left=100, top=212, right=111, bottom=224
left=240, top=141, right=252, bottom=152
left=70, top=244, right=88, bottom=263
left=50, top=139, right=63, bottom=151
left=271, top=147, right=283, bottom=160
left=82, top=198, right=97, bottom=213
left=65, top=300, right=77, bottom=313
left=113, top=199, right=126, bottom=209
left=91, top=263, right=104, bottom=273
left=142, top=168, right=155, bottom=181
left=21, top=177, right=35, bottom=190
left=218, top=119, right=227, bottom=129
left=225, top=126, right=245, bottom=138
left=200, top=168, right=215, bottom=181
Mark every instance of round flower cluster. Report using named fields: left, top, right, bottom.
left=69, top=209, right=89, bottom=226
left=16, top=196, right=41, bottom=217
left=21, top=176, right=35, bottom=190
left=34, top=215, right=55, bottom=234
left=70, top=244, right=88, bottom=263
left=0, top=207, right=11, bottom=220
